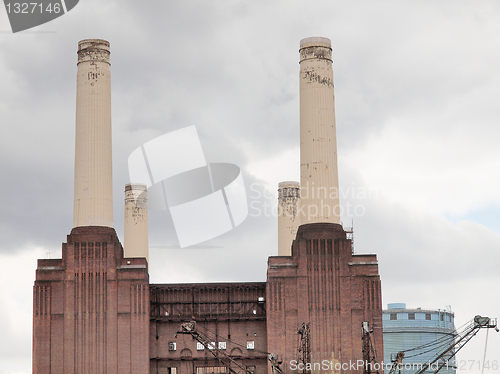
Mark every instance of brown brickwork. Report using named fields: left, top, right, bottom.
left=33, top=226, right=149, bottom=374
left=33, top=224, right=383, bottom=374
left=149, top=283, right=268, bottom=374
left=267, top=223, right=383, bottom=374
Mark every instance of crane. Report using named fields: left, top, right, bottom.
left=387, top=315, right=498, bottom=374
left=178, top=321, right=284, bottom=374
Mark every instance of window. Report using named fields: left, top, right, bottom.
left=426, top=313, right=431, bottom=320
left=197, top=342, right=204, bottom=351
left=218, top=342, right=226, bottom=350
left=160, top=368, right=177, bottom=374
left=208, top=342, right=216, bottom=350
left=440, top=314, right=444, bottom=321
left=408, top=313, right=415, bottom=320
left=390, top=313, right=397, bottom=320
left=246, top=341, right=255, bottom=350
left=169, top=342, right=177, bottom=351
left=196, top=367, right=228, bottom=374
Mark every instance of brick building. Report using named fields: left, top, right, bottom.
left=33, top=37, right=383, bottom=374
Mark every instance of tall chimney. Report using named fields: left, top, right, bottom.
left=278, top=181, right=300, bottom=256
left=124, top=183, right=149, bottom=264
left=73, top=39, right=113, bottom=228
left=299, top=37, right=340, bottom=224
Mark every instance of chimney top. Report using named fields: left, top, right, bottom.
left=300, top=37, right=331, bottom=49
left=278, top=181, right=300, bottom=189
left=299, top=37, right=332, bottom=63
left=125, top=183, right=147, bottom=192
left=77, top=39, right=110, bottom=65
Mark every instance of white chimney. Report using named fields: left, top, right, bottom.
left=73, top=39, right=113, bottom=228
left=278, top=181, right=300, bottom=256
left=299, top=37, right=340, bottom=224
left=124, top=183, right=149, bottom=264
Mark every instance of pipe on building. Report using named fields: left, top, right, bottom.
left=124, top=183, right=149, bottom=264
left=277, top=181, right=300, bottom=256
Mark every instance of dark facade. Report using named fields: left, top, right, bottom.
left=149, top=283, right=268, bottom=374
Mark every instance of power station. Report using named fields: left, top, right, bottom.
left=33, top=37, right=384, bottom=373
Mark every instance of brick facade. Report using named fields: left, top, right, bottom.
left=267, top=223, right=383, bottom=374
left=33, top=226, right=149, bottom=374
left=149, top=283, right=267, bottom=374
left=33, top=224, right=382, bottom=374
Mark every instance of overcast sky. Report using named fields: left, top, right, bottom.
left=1, top=1, right=500, bottom=373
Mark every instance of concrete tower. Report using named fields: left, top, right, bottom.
left=267, top=38, right=383, bottom=374
left=33, top=40, right=149, bottom=374
left=124, top=183, right=149, bottom=264
left=299, top=37, right=340, bottom=224
left=277, top=181, right=300, bottom=256
left=73, top=39, right=113, bottom=228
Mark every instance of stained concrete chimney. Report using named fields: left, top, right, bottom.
left=73, top=39, right=113, bottom=228
left=124, top=183, right=149, bottom=264
left=299, top=37, right=340, bottom=224
left=278, top=181, right=300, bottom=256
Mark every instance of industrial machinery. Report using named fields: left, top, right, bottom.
left=178, top=321, right=284, bottom=374
left=387, top=315, right=498, bottom=374
left=362, top=321, right=381, bottom=374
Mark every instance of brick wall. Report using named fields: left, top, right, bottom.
left=33, top=226, right=149, bottom=374
left=267, top=223, right=383, bottom=374
left=149, top=283, right=268, bottom=374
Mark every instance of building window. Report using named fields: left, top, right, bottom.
left=197, top=342, right=204, bottom=351
left=169, top=342, right=177, bottom=351
left=246, top=341, right=255, bottom=350
left=408, top=313, right=415, bottom=320
left=426, top=313, right=431, bottom=320
left=441, top=314, right=444, bottom=321
left=167, top=368, right=177, bottom=374
left=218, top=342, right=227, bottom=350
left=196, top=367, right=228, bottom=374
left=390, top=313, right=397, bottom=320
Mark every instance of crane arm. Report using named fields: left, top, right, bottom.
left=414, top=316, right=498, bottom=374
left=178, top=321, right=249, bottom=374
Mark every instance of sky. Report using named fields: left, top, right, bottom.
left=1, top=0, right=500, bottom=373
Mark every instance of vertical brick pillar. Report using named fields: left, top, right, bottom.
left=267, top=223, right=383, bottom=374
